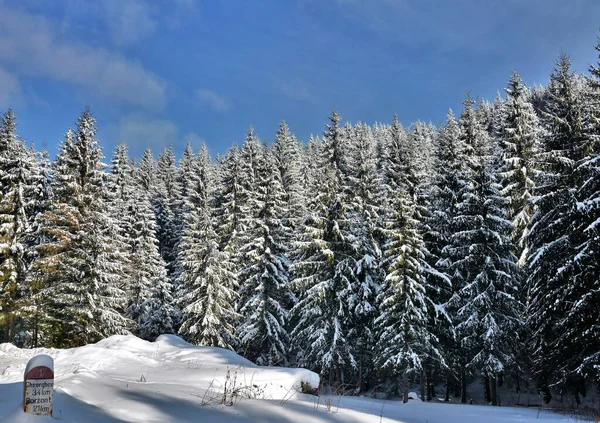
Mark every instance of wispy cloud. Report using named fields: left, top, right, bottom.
left=0, top=4, right=168, bottom=109
left=327, top=0, right=588, bottom=55
left=279, top=78, right=314, bottom=102
left=196, top=89, right=230, bottom=112
left=114, top=114, right=178, bottom=152
left=67, top=0, right=199, bottom=47
left=325, top=0, right=502, bottom=53
left=109, top=114, right=206, bottom=157
left=183, top=132, right=206, bottom=146
left=0, top=66, right=21, bottom=108
left=103, top=0, right=158, bottom=46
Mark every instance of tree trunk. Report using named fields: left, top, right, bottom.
left=460, top=369, right=467, bottom=404
left=491, top=375, right=498, bottom=406
left=403, top=373, right=409, bottom=403
left=329, top=368, right=334, bottom=390
left=484, top=375, right=491, bottom=403
left=2, top=313, right=11, bottom=343
left=453, top=377, right=461, bottom=397
left=540, top=384, right=552, bottom=404
left=426, top=370, right=433, bottom=401
left=33, top=311, right=38, bottom=348
left=445, top=374, right=451, bottom=402
left=358, top=356, right=363, bottom=394
left=420, top=370, right=425, bottom=402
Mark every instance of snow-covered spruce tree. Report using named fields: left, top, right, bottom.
left=489, top=93, right=507, bottom=141
left=526, top=50, right=600, bottom=394
left=154, top=145, right=183, bottom=279
left=0, top=109, right=47, bottom=343
left=297, top=135, right=322, bottom=211
left=178, top=141, right=197, bottom=211
left=217, top=144, right=247, bottom=277
left=407, top=120, right=435, bottom=179
left=291, top=109, right=358, bottom=386
left=108, top=145, right=174, bottom=341
left=424, top=110, right=463, bottom=401
left=18, top=145, right=52, bottom=348
left=235, top=126, right=263, bottom=280
left=106, top=144, right=135, bottom=292
left=372, top=121, right=391, bottom=172
left=34, top=109, right=132, bottom=347
left=526, top=55, right=591, bottom=397
left=137, top=147, right=157, bottom=192
left=0, top=108, right=25, bottom=342
left=346, top=122, right=382, bottom=391
left=499, top=71, right=541, bottom=265
left=107, top=143, right=134, bottom=205
left=168, top=142, right=199, bottom=328
left=447, top=95, right=522, bottom=405
left=173, top=145, right=212, bottom=319
left=236, top=144, right=294, bottom=365
left=178, top=144, right=239, bottom=349
left=272, top=120, right=305, bottom=232
left=565, top=38, right=600, bottom=382
left=375, top=112, right=443, bottom=402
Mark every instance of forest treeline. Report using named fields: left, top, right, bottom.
left=0, top=42, right=599, bottom=405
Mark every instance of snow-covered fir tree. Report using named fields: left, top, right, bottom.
left=235, top=126, right=264, bottom=283
left=154, top=145, right=183, bottom=278
left=0, top=110, right=47, bottom=344
left=345, top=121, right=382, bottom=391
left=566, top=39, right=600, bottom=381
left=499, top=71, right=541, bottom=264
left=291, top=109, right=358, bottom=386
left=526, top=55, right=591, bottom=396
left=34, top=109, right=132, bottom=347
left=424, top=110, right=462, bottom=400
left=375, top=112, right=443, bottom=402
left=272, top=120, right=305, bottom=231
left=216, top=145, right=246, bottom=275
left=236, top=144, right=294, bottom=365
left=137, top=147, right=157, bottom=192
left=178, top=145, right=239, bottom=349
left=178, top=142, right=197, bottom=211
left=527, top=52, right=600, bottom=396
left=107, top=144, right=175, bottom=341
left=448, top=95, right=522, bottom=405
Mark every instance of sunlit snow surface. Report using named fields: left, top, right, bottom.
left=0, top=335, right=574, bottom=422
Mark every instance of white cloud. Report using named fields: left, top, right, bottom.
left=183, top=132, right=206, bottom=146
left=279, top=79, right=314, bottom=102
left=111, top=115, right=207, bottom=158
left=103, top=0, right=158, bottom=46
left=196, top=89, right=230, bottom=112
left=115, top=114, right=178, bottom=153
left=0, top=67, right=21, bottom=108
left=0, top=5, right=167, bottom=109
left=61, top=0, right=199, bottom=47
left=325, top=0, right=500, bottom=53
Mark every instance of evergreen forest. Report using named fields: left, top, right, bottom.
left=1, top=40, right=600, bottom=406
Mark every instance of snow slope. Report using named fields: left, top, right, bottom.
left=0, top=335, right=575, bottom=422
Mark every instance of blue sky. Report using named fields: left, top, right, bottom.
left=1, top=0, right=599, bottom=159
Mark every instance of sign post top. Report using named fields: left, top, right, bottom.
left=23, top=355, right=54, bottom=416
left=24, top=355, right=54, bottom=378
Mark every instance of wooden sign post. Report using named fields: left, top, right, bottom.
left=23, top=355, right=54, bottom=416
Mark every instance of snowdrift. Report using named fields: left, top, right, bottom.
left=0, top=335, right=576, bottom=422
left=0, top=335, right=318, bottom=422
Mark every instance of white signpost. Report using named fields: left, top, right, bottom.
left=23, top=355, right=54, bottom=416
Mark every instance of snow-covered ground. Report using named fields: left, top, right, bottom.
left=0, top=335, right=576, bottom=422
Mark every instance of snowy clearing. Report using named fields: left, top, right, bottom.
left=0, top=335, right=575, bottom=423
